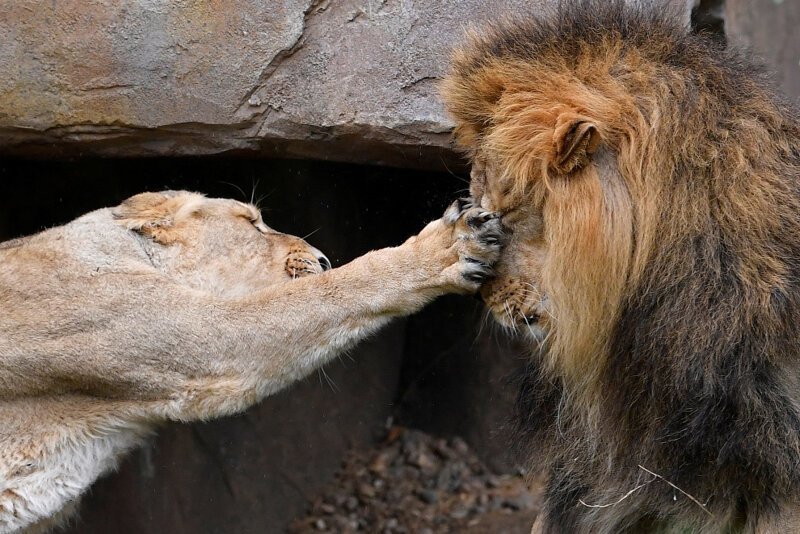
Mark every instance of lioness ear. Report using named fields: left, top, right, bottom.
left=551, top=114, right=601, bottom=175
left=112, top=191, right=201, bottom=244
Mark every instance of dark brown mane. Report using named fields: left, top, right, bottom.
left=444, top=1, right=800, bottom=531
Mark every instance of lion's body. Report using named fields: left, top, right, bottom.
left=442, top=2, right=800, bottom=532
left=0, top=191, right=503, bottom=533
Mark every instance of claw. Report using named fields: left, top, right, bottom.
left=464, top=272, right=487, bottom=283
left=457, top=197, right=474, bottom=212
left=467, top=210, right=501, bottom=229
left=443, top=200, right=462, bottom=224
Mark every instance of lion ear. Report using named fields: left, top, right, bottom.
left=551, top=114, right=601, bottom=175
left=112, top=191, right=200, bottom=244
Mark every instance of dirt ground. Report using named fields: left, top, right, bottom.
left=289, top=427, right=542, bottom=533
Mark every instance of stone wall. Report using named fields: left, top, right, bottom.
left=1, top=0, right=696, bottom=168
left=725, top=0, right=800, bottom=100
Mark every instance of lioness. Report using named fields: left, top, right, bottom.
left=442, top=1, right=800, bottom=532
left=0, top=190, right=504, bottom=533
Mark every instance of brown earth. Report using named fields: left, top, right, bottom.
left=289, top=427, right=542, bottom=534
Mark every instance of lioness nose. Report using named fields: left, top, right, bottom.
left=308, top=245, right=331, bottom=271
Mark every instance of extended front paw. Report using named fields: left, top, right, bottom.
left=443, top=199, right=506, bottom=291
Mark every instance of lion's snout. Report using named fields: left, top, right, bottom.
left=481, top=275, right=546, bottom=334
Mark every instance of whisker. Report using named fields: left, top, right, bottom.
left=250, top=178, right=261, bottom=205
left=253, top=187, right=277, bottom=211
left=439, top=156, right=470, bottom=184
left=219, top=181, right=247, bottom=201
left=319, top=366, right=339, bottom=393
left=303, top=227, right=322, bottom=240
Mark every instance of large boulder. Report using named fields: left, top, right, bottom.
left=0, top=0, right=696, bottom=168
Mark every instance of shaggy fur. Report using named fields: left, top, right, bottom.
left=442, top=1, right=800, bottom=532
left=0, top=191, right=503, bottom=533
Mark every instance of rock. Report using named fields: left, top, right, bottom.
left=449, top=506, right=470, bottom=520
left=345, top=496, right=360, bottom=512
left=415, top=489, right=439, bottom=505
left=358, top=482, right=377, bottom=499
left=725, top=0, right=800, bottom=100
left=503, top=491, right=538, bottom=511
left=0, top=0, right=695, bottom=168
left=369, top=449, right=394, bottom=475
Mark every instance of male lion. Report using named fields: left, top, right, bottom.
left=0, top=190, right=504, bottom=533
left=442, top=1, right=800, bottom=533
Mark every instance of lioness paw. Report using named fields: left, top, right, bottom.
left=447, top=201, right=505, bottom=290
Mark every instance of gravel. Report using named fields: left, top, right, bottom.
left=289, top=427, right=541, bottom=533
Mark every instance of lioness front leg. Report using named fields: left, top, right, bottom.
left=161, top=201, right=505, bottom=419
left=0, top=193, right=503, bottom=532
left=3, top=198, right=504, bottom=419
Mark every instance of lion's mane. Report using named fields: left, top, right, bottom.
left=443, top=1, right=800, bottom=531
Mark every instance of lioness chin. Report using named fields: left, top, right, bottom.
left=0, top=190, right=504, bottom=533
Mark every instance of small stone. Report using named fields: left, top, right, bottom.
left=314, top=518, right=327, bottom=530
left=452, top=437, right=470, bottom=456
left=409, top=450, right=439, bottom=472
left=415, top=489, right=438, bottom=504
left=358, top=483, right=376, bottom=499
left=369, top=451, right=393, bottom=474
left=449, top=506, right=470, bottom=519
left=489, top=495, right=505, bottom=510
left=247, top=95, right=262, bottom=107
left=503, top=491, right=539, bottom=511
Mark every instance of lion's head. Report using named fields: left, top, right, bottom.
left=441, top=2, right=800, bottom=529
left=113, top=191, right=330, bottom=298
left=442, top=3, right=800, bottom=392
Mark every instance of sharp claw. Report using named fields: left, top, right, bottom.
left=443, top=200, right=462, bottom=223
left=467, top=215, right=485, bottom=229
left=467, top=209, right=502, bottom=229
left=463, top=257, right=491, bottom=268
left=464, top=272, right=486, bottom=283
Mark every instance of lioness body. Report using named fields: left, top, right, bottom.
left=0, top=191, right=503, bottom=533
left=443, top=1, right=800, bottom=532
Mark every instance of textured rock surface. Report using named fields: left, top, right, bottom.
left=0, top=0, right=694, bottom=168
left=725, top=0, right=800, bottom=102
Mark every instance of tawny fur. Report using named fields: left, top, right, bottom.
left=0, top=191, right=503, bottom=533
left=442, top=1, right=800, bottom=532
